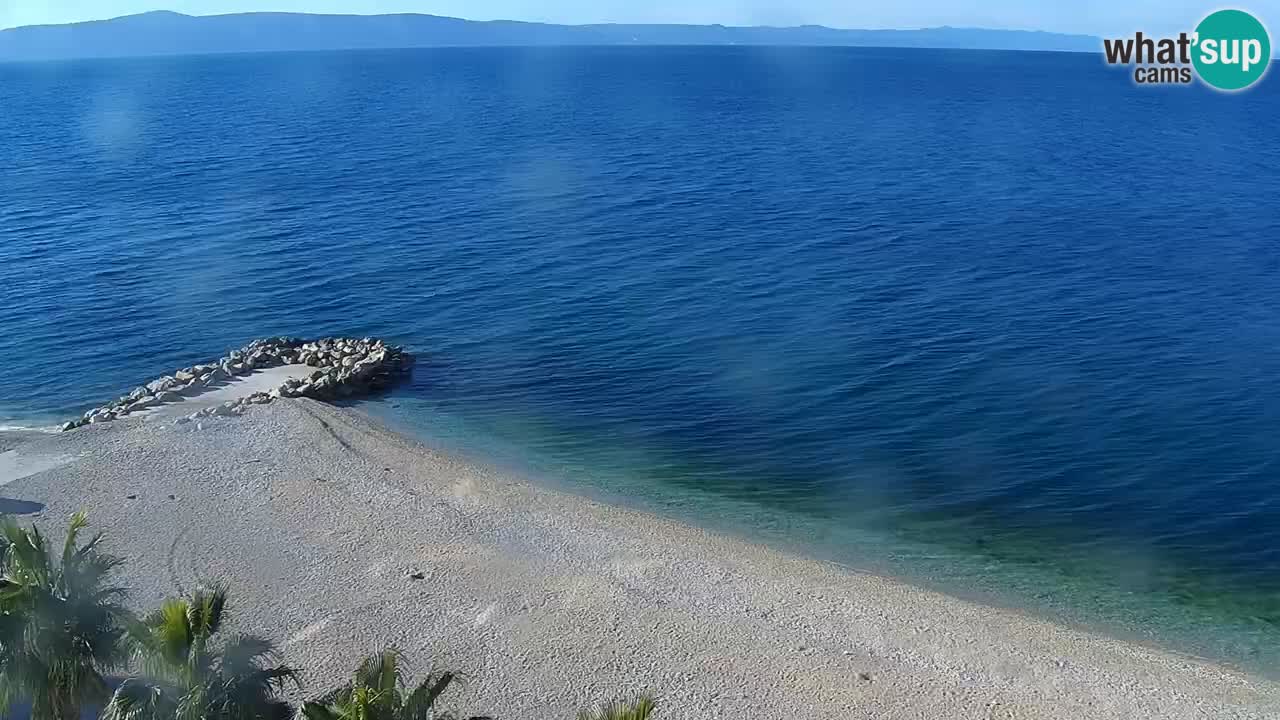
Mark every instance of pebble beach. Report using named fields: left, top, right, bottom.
left=0, top=398, right=1276, bottom=719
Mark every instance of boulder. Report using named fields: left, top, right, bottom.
left=61, top=336, right=413, bottom=432
left=146, top=377, right=176, bottom=394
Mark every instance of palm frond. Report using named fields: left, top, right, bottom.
left=353, top=648, right=402, bottom=697
left=116, top=587, right=300, bottom=720
left=188, top=585, right=229, bottom=638
left=2, top=520, right=50, bottom=588
left=61, top=511, right=90, bottom=560
left=309, top=650, right=479, bottom=720
left=101, top=677, right=173, bottom=720
left=302, top=700, right=343, bottom=720
left=142, top=597, right=200, bottom=674
left=0, top=513, right=131, bottom=720
left=577, top=696, right=658, bottom=720
left=218, top=635, right=284, bottom=674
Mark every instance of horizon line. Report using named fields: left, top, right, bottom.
left=1, top=8, right=1100, bottom=37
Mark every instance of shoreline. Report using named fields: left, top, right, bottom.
left=1, top=399, right=1277, bottom=718
left=356, top=399, right=1280, bottom=678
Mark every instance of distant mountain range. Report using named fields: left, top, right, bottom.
left=0, top=10, right=1101, bottom=62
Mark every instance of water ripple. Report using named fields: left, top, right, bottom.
left=2, top=46, right=1280, bottom=669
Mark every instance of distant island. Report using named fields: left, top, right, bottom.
left=0, top=10, right=1101, bottom=62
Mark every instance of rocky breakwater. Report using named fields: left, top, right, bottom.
left=62, top=337, right=414, bottom=431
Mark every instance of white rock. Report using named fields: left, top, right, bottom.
left=146, top=377, right=177, bottom=394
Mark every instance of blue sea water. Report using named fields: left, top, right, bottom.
left=3, top=46, right=1280, bottom=671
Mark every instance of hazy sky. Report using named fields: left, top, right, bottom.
left=2, top=0, right=1276, bottom=36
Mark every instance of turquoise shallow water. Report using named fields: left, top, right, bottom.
left=354, top=394, right=1280, bottom=673
left=2, top=46, right=1280, bottom=672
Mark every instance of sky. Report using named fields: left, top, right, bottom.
left=1, top=0, right=1277, bottom=36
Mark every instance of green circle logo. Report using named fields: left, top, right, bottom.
left=1193, top=9, right=1271, bottom=90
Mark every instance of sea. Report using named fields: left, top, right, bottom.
left=2, top=46, right=1279, bottom=673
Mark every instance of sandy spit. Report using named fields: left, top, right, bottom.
left=1, top=399, right=1277, bottom=719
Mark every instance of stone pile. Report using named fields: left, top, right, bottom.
left=173, top=392, right=275, bottom=425
left=62, top=336, right=414, bottom=431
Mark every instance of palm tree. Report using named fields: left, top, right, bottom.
left=301, top=649, right=487, bottom=720
left=577, top=697, right=657, bottom=720
left=0, top=512, right=132, bottom=720
left=102, top=586, right=298, bottom=720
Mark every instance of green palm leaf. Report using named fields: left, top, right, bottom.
left=577, top=696, right=658, bottom=720
left=0, top=513, right=131, bottom=720
left=106, top=586, right=298, bottom=720
left=308, top=650, right=486, bottom=720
